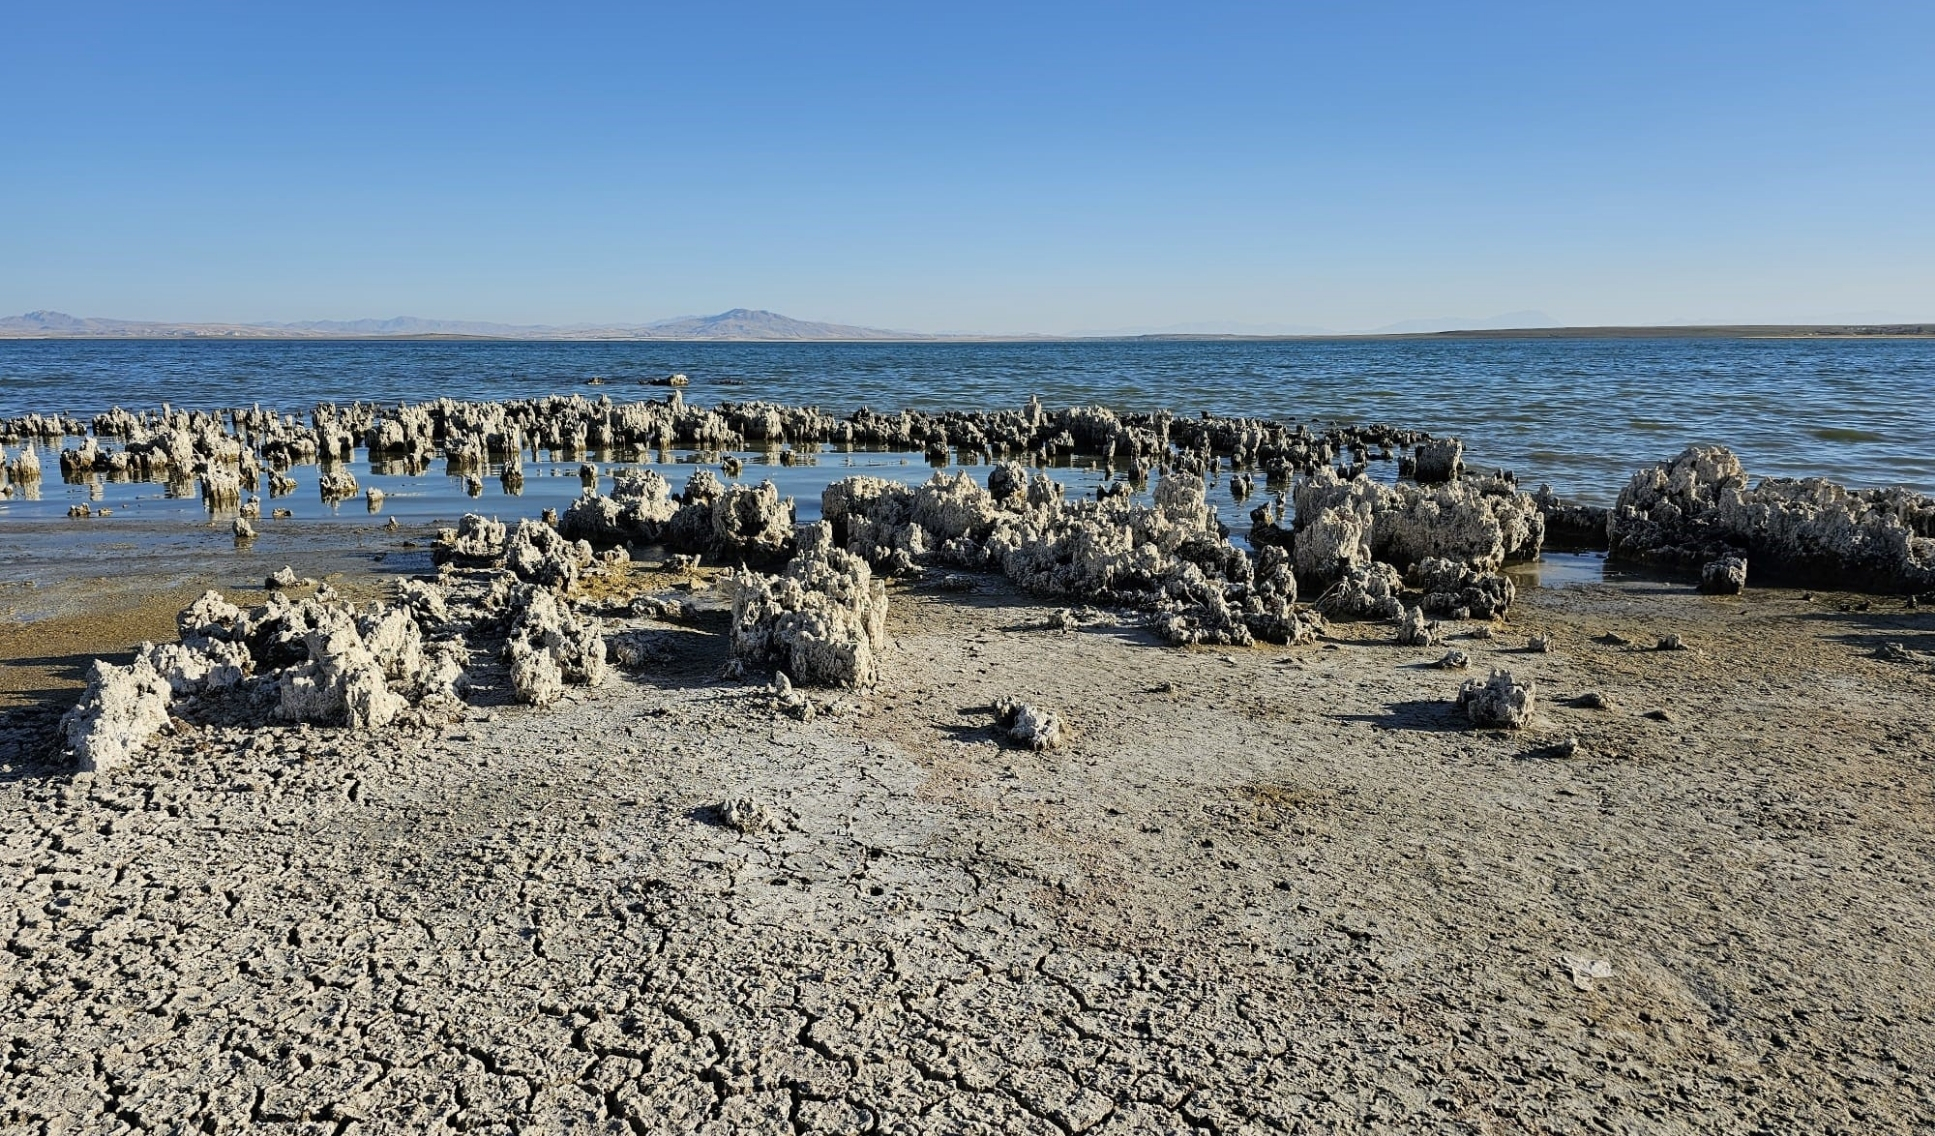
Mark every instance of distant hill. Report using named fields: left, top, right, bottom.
left=634, top=309, right=910, bottom=340
left=4, top=309, right=1930, bottom=342
left=1363, top=310, right=1561, bottom=335
left=0, top=308, right=919, bottom=341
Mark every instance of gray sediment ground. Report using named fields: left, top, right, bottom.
left=4, top=568, right=1933, bottom=1133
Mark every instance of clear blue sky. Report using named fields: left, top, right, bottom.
left=4, top=2, right=1931, bottom=333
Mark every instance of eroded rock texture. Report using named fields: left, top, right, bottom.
left=1609, top=445, right=1935, bottom=591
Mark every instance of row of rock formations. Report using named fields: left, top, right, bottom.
left=7, top=394, right=1426, bottom=491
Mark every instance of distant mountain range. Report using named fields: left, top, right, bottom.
left=0, top=308, right=917, bottom=341
left=3, top=308, right=1928, bottom=341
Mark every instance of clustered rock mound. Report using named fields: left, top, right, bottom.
left=821, top=463, right=1322, bottom=648
left=1457, top=669, right=1537, bottom=729
left=556, top=469, right=796, bottom=562
left=1607, top=445, right=1935, bottom=592
left=727, top=522, right=889, bottom=688
left=60, top=552, right=616, bottom=775
left=1246, top=463, right=1542, bottom=627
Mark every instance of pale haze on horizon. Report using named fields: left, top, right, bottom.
left=3, top=1, right=1932, bottom=335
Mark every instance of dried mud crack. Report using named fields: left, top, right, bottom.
left=5, top=572, right=1934, bottom=1134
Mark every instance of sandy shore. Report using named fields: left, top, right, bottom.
left=4, top=564, right=1932, bottom=1133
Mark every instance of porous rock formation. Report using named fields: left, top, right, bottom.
left=507, top=588, right=608, bottom=706
left=729, top=522, right=889, bottom=688
left=59, top=658, right=173, bottom=775
left=559, top=472, right=798, bottom=562
left=1413, top=437, right=1464, bottom=483
left=824, top=467, right=1319, bottom=648
left=1608, top=446, right=1935, bottom=592
left=1396, top=605, right=1438, bottom=647
left=1700, top=555, right=1749, bottom=595
left=1288, top=467, right=1544, bottom=581
left=994, top=696, right=1067, bottom=751
left=1411, top=557, right=1517, bottom=620
left=56, top=568, right=609, bottom=773
left=1457, top=669, right=1536, bottom=729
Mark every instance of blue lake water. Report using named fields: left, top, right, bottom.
left=2, top=336, right=1932, bottom=504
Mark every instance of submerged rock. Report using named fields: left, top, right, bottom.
left=1413, top=437, right=1463, bottom=483
left=6, top=442, right=42, bottom=482
left=318, top=469, right=359, bottom=504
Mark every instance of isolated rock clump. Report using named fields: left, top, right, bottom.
left=994, top=696, right=1067, bottom=751
left=1457, top=669, right=1536, bottom=729
left=60, top=658, right=173, bottom=774
left=716, top=795, right=782, bottom=834
left=1396, top=605, right=1438, bottom=647
left=318, top=469, right=359, bottom=503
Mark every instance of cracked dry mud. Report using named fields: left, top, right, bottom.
left=4, top=575, right=1934, bottom=1134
